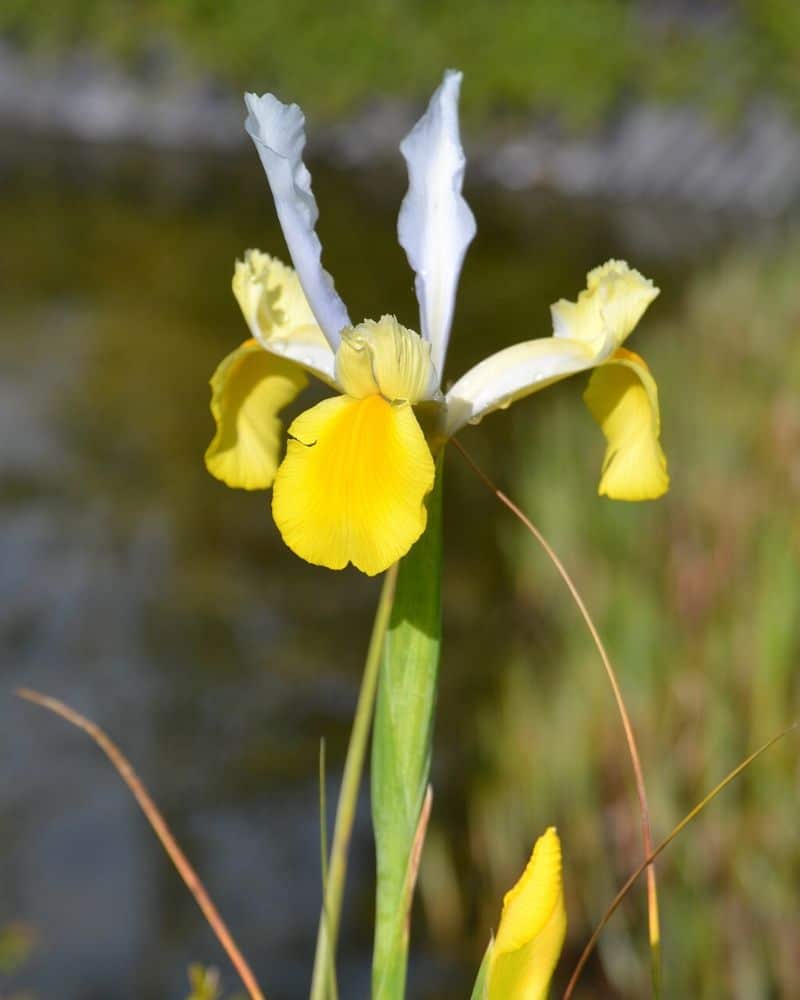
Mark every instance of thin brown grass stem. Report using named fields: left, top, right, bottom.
left=403, top=784, right=433, bottom=936
left=562, top=723, right=797, bottom=999
left=16, top=688, right=267, bottom=1000
left=451, top=438, right=661, bottom=993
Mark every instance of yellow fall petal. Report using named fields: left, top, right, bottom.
left=272, top=393, right=435, bottom=575
left=205, top=339, right=308, bottom=490
left=488, top=827, right=567, bottom=1000
left=584, top=347, right=669, bottom=501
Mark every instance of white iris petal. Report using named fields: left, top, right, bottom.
left=445, top=337, right=600, bottom=435
left=244, top=93, right=351, bottom=350
left=398, top=69, right=476, bottom=381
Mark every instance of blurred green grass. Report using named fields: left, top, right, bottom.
left=450, top=235, right=800, bottom=997
left=3, top=0, right=800, bottom=127
left=186, top=965, right=246, bottom=1000
left=0, top=922, right=36, bottom=1000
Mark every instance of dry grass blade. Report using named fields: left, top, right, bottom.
left=403, top=784, right=433, bottom=936
left=562, top=722, right=798, bottom=998
left=16, top=688, right=267, bottom=1000
left=451, top=438, right=662, bottom=993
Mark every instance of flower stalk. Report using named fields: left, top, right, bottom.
left=309, top=562, right=398, bottom=1000
left=371, top=457, right=444, bottom=999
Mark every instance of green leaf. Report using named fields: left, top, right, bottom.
left=186, top=965, right=221, bottom=1000
left=371, top=456, right=444, bottom=1000
left=470, top=939, right=493, bottom=1000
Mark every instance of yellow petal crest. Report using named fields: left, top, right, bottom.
left=272, top=394, right=435, bottom=575
left=335, top=315, right=438, bottom=403
left=551, top=259, right=658, bottom=353
left=233, top=249, right=326, bottom=343
left=488, top=827, right=567, bottom=1000
left=584, top=347, right=669, bottom=501
left=587, top=259, right=659, bottom=344
left=205, top=339, right=308, bottom=490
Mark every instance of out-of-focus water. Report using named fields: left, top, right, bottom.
left=0, top=138, right=747, bottom=999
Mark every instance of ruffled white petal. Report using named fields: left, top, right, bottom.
left=261, top=332, right=338, bottom=387
left=445, top=337, right=598, bottom=435
left=398, top=70, right=476, bottom=381
left=244, top=93, right=351, bottom=350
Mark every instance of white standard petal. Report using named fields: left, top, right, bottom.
left=397, top=69, right=476, bottom=382
left=262, top=333, right=338, bottom=387
left=445, top=337, right=599, bottom=435
left=244, top=92, right=352, bottom=350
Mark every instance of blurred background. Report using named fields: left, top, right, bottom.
left=1, top=1, right=799, bottom=998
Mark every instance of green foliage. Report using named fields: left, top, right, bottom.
left=186, top=965, right=247, bottom=1000
left=469, top=940, right=492, bottom=1000
left=2, top=1, right=800, bottom=126
left=186, top=965, right=222, bottom=1000
left=0, top=924, right=35, bottom=976
left=371, top=459, right=443, bottom=999
left=0, top=924, right=36, bottom=1000
left=466, top=235, right=800, bottom=998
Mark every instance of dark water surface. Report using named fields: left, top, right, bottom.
left=0, top=138, right=744, bottom=999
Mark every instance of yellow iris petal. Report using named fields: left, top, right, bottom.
left=233, top=249, right=320, bottom=339
left=272, top=394, right=435, bottom=575
left=551, top=259, right=659, bottom=353
left=488, top=827, right=567, bottom=1000
left=205, top=339, right=307, bottom=490
left=584, top=347, right=669, bottom=501
left=586, top=259, right=659, bottom=345
left=335, top=315, right=437, bottom=403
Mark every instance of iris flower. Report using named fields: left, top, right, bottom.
left=484, top=827, right=567, bottom=1000
left=206, top=71, right=669, bottom=576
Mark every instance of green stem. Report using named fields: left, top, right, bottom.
left=371, top=458, right=444, bottom=1000
left=309, top=563, right=399, bottom=1000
